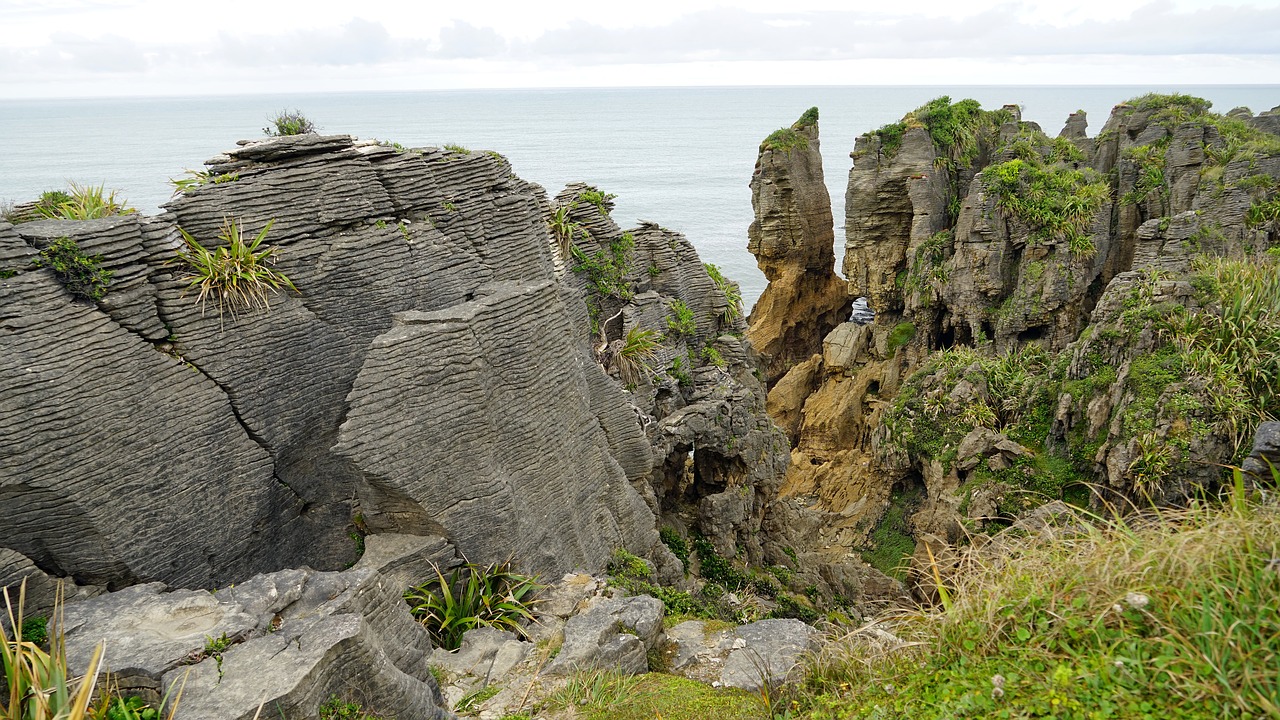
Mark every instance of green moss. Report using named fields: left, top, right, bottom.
left=573, top=672, right=763, bottom=720
left=861, top=487, right=922, bottom=579
left=887, top=322, right=916, bottom=352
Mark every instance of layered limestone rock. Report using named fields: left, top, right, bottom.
left=746, top=108, right=851, bottom=387
left=0, top=133, right=785, bottom=605
left=758, top=95, right=1280, bottom=598
left=546, top=183, right=790, bottom=569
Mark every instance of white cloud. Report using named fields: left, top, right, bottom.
left=1, top=2, right=1279, bottom=96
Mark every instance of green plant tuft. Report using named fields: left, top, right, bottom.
left=404, top=561, right=542, bottom=651
left=34, top=183, right=136, bottom=221
left=171, top=217, right=298, bottom=325
left=704, top=263, right=742, bottom=322
left=578, top=188, right=617, bottom=214
left=617, top=326, right=662, bottom=387
left=666, top=300, right=696, bottom=338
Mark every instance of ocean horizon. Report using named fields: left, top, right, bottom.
left=3, top=85, right=1277, bottom=308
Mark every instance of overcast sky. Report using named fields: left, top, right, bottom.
left=2, top=0, right=1279, bottom=98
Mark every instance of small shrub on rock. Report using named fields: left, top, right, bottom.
left=33, top=236, right=112, bottom=302
left=263, top=109, right=316, bottom=136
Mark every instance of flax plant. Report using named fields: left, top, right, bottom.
left=172, top=217, right=297, bottom=326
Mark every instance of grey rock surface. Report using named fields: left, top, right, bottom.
left=1243, top=422, right=1280, bottom=481
left=542, top=595, right=665, bottom=676
left=57, top=533, right=454, bottom=720
left=663, top=618, right=817, bottom=692
left=0, top=133, right=678, bottom=593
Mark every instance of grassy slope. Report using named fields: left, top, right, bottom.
left=800, top=482, right=1280, bottom=719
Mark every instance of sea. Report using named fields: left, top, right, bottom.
left=2, top=86, right=1277, bottom=309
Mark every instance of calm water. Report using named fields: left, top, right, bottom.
left=3, top=86, right=1277, bottom=308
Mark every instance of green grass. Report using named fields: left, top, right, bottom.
left=800, top=479, right=1280, bottom=720
left=317, top=696, right=387, bottom=720
left=553, top=670, right=766, bottom=720
left=33, top=237, right=112, bottom=302
left=456, top=684, right=501, bottom=713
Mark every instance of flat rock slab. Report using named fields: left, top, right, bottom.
left=58, top=534, right=454, bottom=720
left=664, top=618, right=817, bottom=692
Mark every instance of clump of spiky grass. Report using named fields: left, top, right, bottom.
left=616, top=326, right=662, bottom=388
left=3, top=580, right=105, bottom=720
left=263, top=109, right=316, bottom=137
left=171, top=217, right=297, bottom=326
left=799, top=472, right=1280, bottom=719
left=33, top=183, right=135, bottom=221
left=547, top=668, right=641, bottom=713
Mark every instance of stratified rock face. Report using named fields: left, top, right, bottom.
left=0, top=135, right=674, bottom=595
left=333, top=280, right=656, bottom=574
left=747, top=109, right=851, bottom=386
left=844, top=126, right=948, bottom=328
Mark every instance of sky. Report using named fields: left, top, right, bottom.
left=2, top=0, right=1280, bottom=98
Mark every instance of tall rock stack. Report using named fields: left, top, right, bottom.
left=746, top=108, right=851, bottom=386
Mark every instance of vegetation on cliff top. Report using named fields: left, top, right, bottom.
left=263, top=109, right=316, bottom=136
left=762, top=106, right=820, bottom=153
left=866, top=96, right=1012, bottom=164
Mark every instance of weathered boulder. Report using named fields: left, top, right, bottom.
left=662, top=618, right=816, bottom=691
left=542, top=595, right=665, bottom=676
